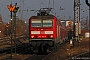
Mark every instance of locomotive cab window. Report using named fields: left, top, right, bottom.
left=31, top=19, right=41, bottom=27
left=43, top=20, right=53, bottom=27
left=31, top=19, right=53, bottom=27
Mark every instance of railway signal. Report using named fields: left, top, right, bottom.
left=5, top=25, right=9, bottom=28
left=13, top=7, right=19, bottom=13
left=7, top=3, right=19, bottom=13
left=5, top=24, right=9, bottom=36
left=7, top=2, right=19, bottom=58
left=13, top=3, right=19, bottom=54
left=7, top=3, right=13, bottom=59
left=7, top=5, right=16, bottom=12
left=68, top=21, right=72, bottom=25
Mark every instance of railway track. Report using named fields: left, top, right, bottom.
left=0, top=38, right=89, bottom=60
left=23, top=54, right=47, bottom=60
left=0, top=36, right=29, bottom=48
left=0, top=42, right=52, bottom=60
left=23, top=41, right=66, bottom=60
left=66, top=52, right=90, bottom=60
left=0, top=35, right=28, bottom=43
left=23, top=47, right=59, bottom=60
left=0, top=39, right=11, bottom=45
left=0, top=43, right=32, bottom=59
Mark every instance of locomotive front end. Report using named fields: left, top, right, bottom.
left=29, top=16, right=57, bottom=49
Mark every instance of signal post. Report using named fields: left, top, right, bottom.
left=12, top=3, right=19, bottom=54
left=7, top=3, right=19, bottom=59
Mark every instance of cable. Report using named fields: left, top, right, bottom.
left=48, top=0, right=50, bottom=8
left=37, top=0, right=47, bottom=8
left=53, top=0, right=54, bottom=9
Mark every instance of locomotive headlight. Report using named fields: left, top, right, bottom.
left=50, top=35, right=53, bottom=38
left=31, top=35, right=34, bottom=38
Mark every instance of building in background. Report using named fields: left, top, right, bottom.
left=60, top=20, right=73, bottom=30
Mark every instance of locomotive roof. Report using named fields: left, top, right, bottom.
left=30, top=15, right=56, bottom=19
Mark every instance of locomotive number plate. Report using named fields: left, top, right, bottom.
left=40, top=31, right=45, bottom=34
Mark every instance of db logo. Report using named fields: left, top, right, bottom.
left=40, top=31, right=45, bottom=34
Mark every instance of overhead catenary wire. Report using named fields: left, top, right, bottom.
left=53, top=0, right=54, bottom=9
left=19, top=0, right=25, bottom=19
left=19, top=0, right=57, bottom=19
left=48, top=0, right=50, bottom=8
left=37, top=0, right=47, bottom=8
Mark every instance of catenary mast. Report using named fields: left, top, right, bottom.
left=74, top=0, right=81, bottom=37
left=74, top=0, right=81, bottom=47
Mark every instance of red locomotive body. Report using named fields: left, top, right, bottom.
left=29, top=16, right=56, bottom=46
left=29, top=8, right=68, bottom=52
left=29, top=16, right=56, bottom=39
left=29, top=16, right=68, bottom=49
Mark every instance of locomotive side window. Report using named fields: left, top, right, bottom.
left=31, top=19, right=41, bottom=27
left=43, top=20, right=53, bottom=27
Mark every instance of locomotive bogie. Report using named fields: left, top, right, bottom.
left=30, top=39, right=54, bottom=47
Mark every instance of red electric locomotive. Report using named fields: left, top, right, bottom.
left=29, top=8, right=68, bottom=52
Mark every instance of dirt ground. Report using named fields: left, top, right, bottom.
left=48, top=38, right=89, bottom=60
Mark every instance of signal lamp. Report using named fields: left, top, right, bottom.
left=6, top=25, right=9, bottom=28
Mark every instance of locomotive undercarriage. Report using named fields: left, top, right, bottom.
left=29, top=37, right=68, bottom=53
left=29, top=39, right=59, bottom=53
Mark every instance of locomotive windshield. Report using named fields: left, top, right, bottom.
left=43, top=20, right=53, bottom=27
left=31, top=19, right=53, bottom=27
left=31, top=19, right=41, bottom=27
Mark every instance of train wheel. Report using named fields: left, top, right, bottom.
left=38, top=49, right=42, bottom=53
left=43, top=45, right=47, bottom=53
left=38, top=47, right=42, bottom=53
left=38, top=44, right=43, bottom=53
